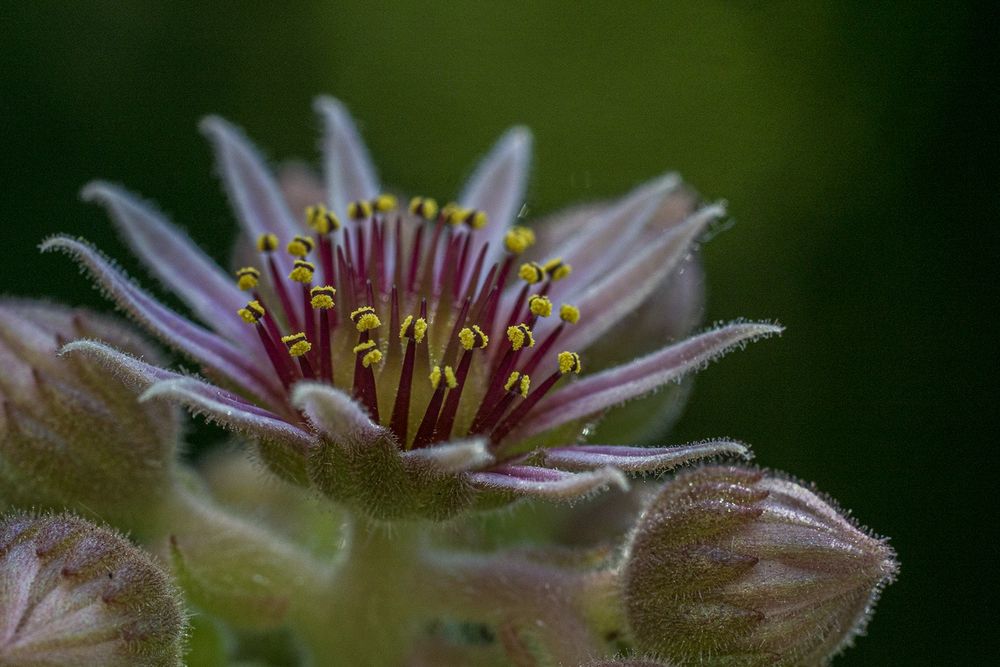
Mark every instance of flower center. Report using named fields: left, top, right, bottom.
left=235, top=196, right=581, bottom=450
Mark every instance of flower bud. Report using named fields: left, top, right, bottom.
left=0, top=300, right=180, bottom=530
left=0, top=511, right=186, bottom=666
left=623, top=466, right=897, bottom=666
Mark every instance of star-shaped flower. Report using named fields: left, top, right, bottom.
left=45, top=97, right=781, bottom=519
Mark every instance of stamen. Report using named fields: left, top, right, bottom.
left=543, top=257, right=572, bottom=281
left=522, top=303, right=579, bottom=376
left=504, top=226, right=535, bottom=255
left=373, top=193, right=398, bottom=213
left=506, top=324, right=535, bottom=352
left=464, top=209, right=488, bottom=230
left=282, top=332, right=315, bottom=380
left=559, top=303, right=580, bottom=324
left=286, top=235, right=315, bottom=258
left=389, top=314, right=426, bottom=444
left=238, top=300, right=295, bottom=389
left=408, top=196, right=439, bottom=220
left=490, top=351, right=581, bottom=445
left=350, top=306, right=381, bottom=332
left=347, top=199, right=374, bottom=221
left=236, top=266, right=260, bottom=291
left=306, top=204, right=341, bottom=235
left=528, top=294, right=553, bottom=318
left=259, top=234, right=300, bottom=333
left=434, top=326, right=489, bottom=441
left=290, top=260, right=317, bottom=344
left=411, top=364, right=450, bottom=449
left=473, top=371, right=530, bottom=435
left=311, top=286, right=336, bottom=382
left=441, top=202, right=463, bottom=225
left=518, top=261, right=546, bottom=284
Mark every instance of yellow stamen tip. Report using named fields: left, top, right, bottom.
left=466, top=210, right=488, bottom=229
left=350, top=306, right=381, bottom=332
left=373, top=193, right=398, bottom=213
left=444, top=366, right=458, bottom=389
left=286, top=235, right=315, bottom=258
left=310, top=285, right=336, bottom=310
left=504, top=227, right=534, bottom=255
left=289, top=259, right=315, bottom=283
left=458, top=325, right=489, bottom=351
left=347, top=200, right=373, bottom=220
left=238, top=299, right=265, bottom=324
left=558, top=351, right=582, bottom=375
left=506, top=324, right=535, bottom=351
left=353, top=339, right=376, bottom=354
left=430, top=365, right=442, bottom=389
left=236, top=266, right=260, bottom=291
left=408, top=196, right=439, bottom=220
left=544, top=257, right=572, bottom=281
left=519, top=374, right=531, bottom=398
left=281, top=333, right=312, bottom=357
left=518, top=262, right=545, bottom=284
left=559, top=304, right=580, bottom=324
left=399, top=315, right=428, bottom=343
left=441, top=202, right=461, bottom=223
left=362, top=349, right=383, bottom=368
left=256, top=233, right=279, bottom=252
left=528, top=294, right=553, bottom=317
left=307, top=204, right=341, bottom=234
left=446, top=206, right=470, bottom=226
left=504, top=371, right=521, bottom=392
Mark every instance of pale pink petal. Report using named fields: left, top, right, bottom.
left=141, top=378, right=314, bottom=453
left=402, top=439, right=494, bottom=473
left=558, top=204, right=725, bottom=352
left=548, top=173, right=680, bottom=298
left=41, top=236, right=282, bottom=403
left=59, top=339, right=182, bottom=389
left=81, top=181, right=255, bottom=349
left=540, top=440, right=751, bottom=473
left=460, top=126, right=533, bottom=274
left=516, top=322, right=783, bottom=439
left=469, top=464, right=627, bottom=501
left=199, top=116, right=301, bottom=244
left=290, top=381, right=384, bottom=444
left=314, top=96, right=380, bottom=219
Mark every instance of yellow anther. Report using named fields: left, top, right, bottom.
left=558, top=351, right=582, bottom=375
left=350, top=306, right=381, bottom=332
left=504, top=227, right=533, bottom=254
left=347, top=200, right=373, bottom=220
left=286, top=235, right=315, bottom=258
left=237, top=300, right=265, bottom=324
left=518, top=262, right=546, bottom=284
left=236, top=267, right=260, bottom=291
left=289, top=259, right=315, bottom=283
left=441, top=202, right=461, bottom=223
left=504, top=371, right=521, bottom=392
left=399, top=315, right=428, bottom=343
left=506, top=324, right=535, bottom=351
left=310, top=285, right=336, bottom=309
left=519, top=374, right=531, bottom=398
left=362, top=349, right=383, bottom=368
left=257, top=233, right=279, bottom=252
left=408, top=196, right=439, bottom=220
left=528, top=294, right=553, bottom=317
left=559, top=303, right=580, bottom=324
left=353, top=340, right=376, bottom=354
left=465, top=209, right=488, bottom=230
left=445, top=205, right=470, bottom=226
left=543, top=258, right=572, bottom=281
left=444, top=366, right=458, bottom=389
left=458, top=325, right=489, bottom=351
left=373, top=193, right=398, bottom=213
left=281, top=332, right=312, bottom=357
left=307, top=204, right=341, bottom=234
left=429, top=365, right=442, bottom=389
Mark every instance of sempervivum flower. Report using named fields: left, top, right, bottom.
left=44, top=97, right=781, bottom=520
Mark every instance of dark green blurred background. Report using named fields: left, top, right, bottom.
left=3, top=2, right=994, bottom=664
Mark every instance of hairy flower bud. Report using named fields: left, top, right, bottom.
left=0, top=512, right=186, bottom=666
left=0, top=300, right=179, bottom=529
left=623, top=466, right=897, bottom=666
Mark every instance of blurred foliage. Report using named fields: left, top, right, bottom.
left=2, top=2, right=993, bottom=664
